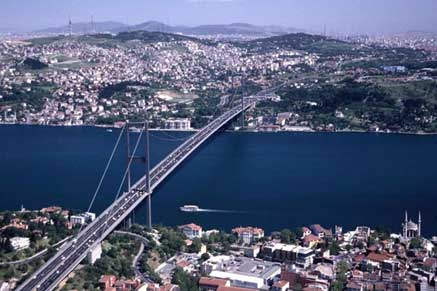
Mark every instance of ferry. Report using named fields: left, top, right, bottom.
left=180, top=205, right=200, bottom=212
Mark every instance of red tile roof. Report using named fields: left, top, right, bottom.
left=303, top=234, right=320, bottom=243
left=179, top=223, right=202, bottom=231
left=232, top=226, right=264, bottom=235
left=366, top=252, right=393, bottom=263
left=199, top=277, right=229, bottom=287
left=217, top=287, right=252, bottom=291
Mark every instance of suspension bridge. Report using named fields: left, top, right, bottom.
left=16, top=92, right=274, bottom=291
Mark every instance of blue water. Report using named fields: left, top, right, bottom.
left=0, top=125, right=436, bottom=236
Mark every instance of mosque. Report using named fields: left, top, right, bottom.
left=402, top=211, right=421, bottom=240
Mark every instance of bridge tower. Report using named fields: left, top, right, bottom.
left=125, top=117, right=152, bottom=230
left=241, top=78, right=245, bottom=130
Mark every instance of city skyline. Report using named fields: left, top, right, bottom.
left=1, top=0, right=437, bottom=35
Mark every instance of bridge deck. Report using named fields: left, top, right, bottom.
left=16, top=99, right=256, bottom=291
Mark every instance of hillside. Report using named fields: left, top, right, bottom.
left=36, top=21, right=128, bottom=34
left=27, top=30, right=201, bottom=46
left=113, top=31, right=199, bottom=43
left=35, top=21, right=300, bottom=38
left=239, top=33, right=356, bottom=56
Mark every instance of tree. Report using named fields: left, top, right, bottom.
left=200, top=253, right=210, bottom=263
left=172, top=267, right=198, bottom=291
left=331, top=261, right=348, bottom=291
left=409, top=237, right=422, bottom=249
left=374, top=225, right=391, bottom=240
left=329, top=241, right=341, bottom=256
left=280, top=229, right=293, bottom=244
left=188, top=238, right=202, bottom=254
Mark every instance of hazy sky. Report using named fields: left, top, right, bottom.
left=1, top=0, right=436, bottom=34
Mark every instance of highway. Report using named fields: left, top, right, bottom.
left=16, top=98, right=259, bottom=291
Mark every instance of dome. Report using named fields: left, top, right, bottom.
left=406, top=221, right=418, bottom=230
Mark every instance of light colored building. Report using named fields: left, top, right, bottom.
left=87, top=242, right=102, bottom=264
left=70, top=215, right=86, bottom=226
left=70, top=212, right=96, bottom=226
left=262, top=242, right=315, bottom=268
left=178, top=223, right=203, bottom=239
left=0, top=282, right=11, bottom=291
left=83, top=212, right=96, bottom=222
left=402, top=211, right=421, bottom=240
left=203, top=256, right=281, bottom=290
left=10, top=237, right=30, bottom=251
left=163, top=118, right=191, bottom=130
left=232, top=227, right=264, bottom=244
left=272, top=280, right=289, bottom=291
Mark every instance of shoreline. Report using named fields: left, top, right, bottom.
left=1, top=122, right=437, bottom=136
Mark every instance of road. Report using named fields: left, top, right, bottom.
left=0, top=236, right=71, bottom=267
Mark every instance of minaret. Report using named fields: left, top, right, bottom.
left=418, top=211, right=421, bottom=237
left=403, top=211, right=408, bottom=239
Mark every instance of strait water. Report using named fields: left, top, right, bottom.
left=0, top=125, right=436, bottom=236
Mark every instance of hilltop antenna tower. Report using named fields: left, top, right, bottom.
left=91, top=15, right=96, bottom=34
left=68, top=17, right=73, bottom=37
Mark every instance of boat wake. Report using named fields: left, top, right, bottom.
left=194, top=208, right=247, bottom=214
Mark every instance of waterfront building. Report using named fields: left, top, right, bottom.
left=309, top=224, right=332, bottom=238
left=178, top=223, right=203, bottom=239
left=383, top=65, right=406, bottom=74
left=10, top=237, right=30, bottom=251
left=402, top=211, right=421, bottom=240
left=70, top=215, right=86, bottom=226
left=232, top=227, right=264, bottom=244
left=70, top=212, right=96, bottom=226
left=163, top=118, right=191, bottom=130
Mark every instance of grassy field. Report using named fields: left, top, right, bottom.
left=155, top=89, right=199, bottom=104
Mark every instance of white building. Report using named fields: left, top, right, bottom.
left=203, top=255, right=281, bottom=290
left=0, top=282, right=11, bottom=291
left=178, top=223, right=203, bottom=239
left=163, top=118, right=191, bottom=130
left=10, top=237, right=30, bottom=251
left=262, top=242, right=315, bottom=268
left=83, top=212, right=96, bottom=222
left=70, top=212, right=96, bottom=226
left=402, top=211, right=421, bottom=240
left=232, top=227, right=264, bottom=244
left=70, top=215, right=86, bottom=226
left=87, top=242, right=102, bottom=265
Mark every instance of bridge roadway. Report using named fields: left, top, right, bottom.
left=17, top=98, right=257, bottom=291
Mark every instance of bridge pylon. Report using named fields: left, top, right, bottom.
left=125, top=119, right=152, bottom=230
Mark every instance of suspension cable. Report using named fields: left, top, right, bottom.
left=77, top=125, right=126, bottom=234
left=113, top=125, right=145, bottom=202
left=99, top=125, right=145, bottom=235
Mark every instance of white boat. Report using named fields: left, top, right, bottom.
left=106, top=129, right=113, bottom=133
left=130, top=128, right=141, bottom=133
left=180, top=205, right=200, bottom=212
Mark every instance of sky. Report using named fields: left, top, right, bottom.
left=0, top=0, right=436, bottom=35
